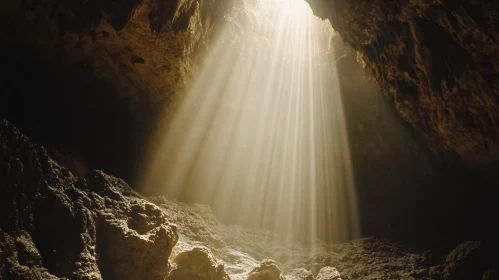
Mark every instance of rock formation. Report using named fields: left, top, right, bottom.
left=0, top=0, right=234, bottom=182
left=1, top=119, right=499, bottom=278
left=2, top=0, right=499, bottom=278
left=0, top=119, right=178, bottom=279
left=305, top=0, right=499, bottom=167
left=167, top=247, right=230, bottom=280
left=316, top=267, right=341, bottom=280
left=247, top=260, right=285, bottom=280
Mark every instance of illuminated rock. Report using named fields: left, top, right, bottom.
left=97, top=199, right=178, bottom=280
left=0, top=120, right=177, bottom=279
left=305, top=0, right=499, bottom=166
left=247, top=260, right=285, bottom=280
left=167, top=246, right=229, bottom=280
left=1, top=119, right=498, bottom=280
left=0, top=0, right=234, bottom=183
left=316, top=267, right=341, bottom=280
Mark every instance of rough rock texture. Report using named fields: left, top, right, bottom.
left=428, top=240, right=499, bottom=280
left=3, top=0, right=498, bottom=253
left=148, top=194, right=499, bottom=280
left=0, top=0, right=233, bottom=182
left=0, top=119, right=178, bottom=279
left=1, top=119, right=499, bottom=279
left=3, top=2, right=499, bottom=277
left=306, top=0, right=499, bottom=166
left=316, top=267, right=341, bottom=280
left=167, top=246, right=229, bottom=280
left=1, top=0, right=231, bottom=105
left=305, top=0, right=499, bottom=255
left=247, top=260, right=285, bottom=280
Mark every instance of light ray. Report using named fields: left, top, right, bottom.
left=141, top=0, right=360, bottom=244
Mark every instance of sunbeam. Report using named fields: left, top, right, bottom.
left=141, top=0, right=360, bottom=244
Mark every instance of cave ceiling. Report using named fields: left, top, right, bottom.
left=306, top=0, right=499, bottom=166
left=2, top=0, right=499, bottom=173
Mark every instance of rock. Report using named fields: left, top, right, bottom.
left=445, top=241, right=482, bottom=265
left=305, top=0, right=499, bottom=166
left=167, top=246, right=229, bottom=280
left=426, top=240, right=499, bottom=280
left=0, top=119, right=178, bottom=279
left=14, top=231, right=43, bottom=268
left=247, top=259, right=284, bottom=280
left=0, top=231, right=59, bottom=279
left=1, top=119, right=498, bottom=280
left=316, top=267, right=341, bottom=280
left=0, top=0, right=236, bottom=185
left=442, top=241, right=486, bottom=280
left=98, top=203, right=178, bottom=280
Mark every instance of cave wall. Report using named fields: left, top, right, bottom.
left=0, top=0, right=234, bottom=182
left=330, top=30, right=499, bottom=251
left=306, top=0, right=499, bottom=168
left=3, top=0, right=499, bottom=252
left=300, top=0, right=499, bottom=250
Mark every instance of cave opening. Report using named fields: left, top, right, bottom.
left=141, top=0, right=359, bottom=244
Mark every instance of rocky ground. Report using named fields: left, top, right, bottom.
left=1, top=119, right=497, bottom=279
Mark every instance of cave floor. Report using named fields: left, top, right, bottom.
left=1, top=119, right=493, bottom=280
left=148, top=197, right=438, bottom=279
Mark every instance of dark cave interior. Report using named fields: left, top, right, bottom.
left=2, top=38, right=499, bottom=253
left=1, top=0, right=499, bottom=279
left=0, top=45, right=157, bottom=181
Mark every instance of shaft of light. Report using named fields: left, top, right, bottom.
left=141, top=0, right=360, bottom=244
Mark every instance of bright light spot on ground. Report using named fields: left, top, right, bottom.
left=142, top=0, right=360, bottom=244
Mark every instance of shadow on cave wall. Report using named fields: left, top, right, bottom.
left=0, top=45, right=160, bottom=183
left=336, top=48, right=499, bottom=254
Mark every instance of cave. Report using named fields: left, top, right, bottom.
left=1, top=0, right=499, bottom=279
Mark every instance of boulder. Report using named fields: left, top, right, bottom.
left=316, top=267, right=341, bottom=280
left=442, top=241, right=486, bottom=280
left=167, top=246, right=229, bottom=280
left=247, top=259, right=284, bottom=280
left=0, top=120, right=178, bottom=279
